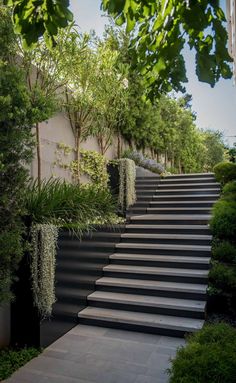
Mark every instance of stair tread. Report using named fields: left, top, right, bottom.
left=131, top=214, right=211, bottom=220
left=104, top=264, right=208, bottom=277
left=110, top=253, right=210, bottom=264
left=126, top=224, right=210, bottom=229
left=78, top=307, right=204, bottom=331
left=146, top=207, right=212, bottom=211
left=166, top=173, right=214, bottom=177
left=122, top=233, right=211, bottom=240
left=96, top=277, right=208, bottom=293
left=88, top=291, right=206, bottom=311
left=149, top=201, right=216, bottom=204
left=161, top=178, right=215, bottom=182
left=152, top=194, right=219, bottom=198
left=156, top=188, right=219, bottom=192
left=116, top=242, right=211, bottom=251
left=158, top=183, right=220, bottom=187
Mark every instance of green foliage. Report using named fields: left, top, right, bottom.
left=210, top=199, right=236, bottom=241
left=0, top=11, right=34, bottom=303
left=8, top=0, right=73, bottom=49
left=168, top=323, right=236, bottom=383
left=212, top=241, right=236, bottom=263
left=24, top=178, right=117, bottom=231
left=209, top=262, right=236, bottom=293
left=117, top=158, right=136, bottom=210
left=214, top=162, right=236, bottom=185
left=222, top=181, right=236, bottom=201
left=79, top=149, right=108, bottom=188
left=0, top=347, right=41, bottom=380
left=30, top=224, right=58, bottom=317
left=102, top=0, right=232, bottom=97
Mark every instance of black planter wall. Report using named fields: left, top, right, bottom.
left=11, top=225, right=124, bottom=348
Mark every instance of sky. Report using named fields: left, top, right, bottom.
left=70, top=0, right=236, bottom=147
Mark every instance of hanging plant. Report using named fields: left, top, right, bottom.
left=118, top=158, right=136, bottom=211
left=30, top=224, right=58, bottom=318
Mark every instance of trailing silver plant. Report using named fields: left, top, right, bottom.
left=30, top=224, right=58, bottom=318
left=118, top=158, right=136, bottom=211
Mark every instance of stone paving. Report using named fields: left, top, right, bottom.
left=5, top=325, right=185, bottom=383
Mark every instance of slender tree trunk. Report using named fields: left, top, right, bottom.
left=36, top=122, right=41, bottom=188
left=117, top=132, right=121, bottom=158
left=75, top=133, right=81, bottom=184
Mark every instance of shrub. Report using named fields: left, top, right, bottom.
left=168, top=323, right=236, bottom=383
left=79, top=149, right=108, bottom=188
left=212, top=241, right=236, bottom=263
left=0, top=347, right=41, bottom=380
left=210, top=199, right=236, bottom=241
left=24, top=179, right=117, bottom=230
left=222, top=181, right=236, bottom=201
left=208, top=262, right=236, bottom=292
left=122, top=150, right=165, bottom=174
left=214, top=162, right=236, bottom=185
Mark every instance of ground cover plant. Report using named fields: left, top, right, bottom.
left=0, top=347, right=41, bottom=380
left=168, top=323, right=236, bottom=383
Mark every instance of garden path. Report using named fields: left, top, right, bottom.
left=5, top=324, right=185, bottom=383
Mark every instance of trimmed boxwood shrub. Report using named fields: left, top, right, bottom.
left=222, top=181, right=236, bottom=201
left=212, top=241, right=236, bottom=263
left=168, top=323, right=236, bottom=383
left=214, top=162, right=236, bottom=185
left=209, top=262, right=236, bottom=293
left=210, top=199, right=236, bottom=241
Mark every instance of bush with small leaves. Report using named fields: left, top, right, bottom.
left=209, top=262, right=236, bottom=293
left=214, top=162, right=236, bottom=185
left=168, top=323, right=236, bottom=383
left=210, top=199, right=236, bottom=242
left=222, top=181, right=236, bottom=201
left=212, top=241, right=236, bottom=263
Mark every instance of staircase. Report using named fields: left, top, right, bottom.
left=78, top=172, right=220, bottom=337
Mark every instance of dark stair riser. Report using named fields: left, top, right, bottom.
left=165, top=174, right=214, bottom=179
left=58, top=241, right=117, bottom=251
left=110, top=258, right=210, bottom=270
left=116, top=246, right=210, bottom=257
left=145, top=208, right=212, bottom=215
left=88, top=300, right=205, bottom=319
left=78, top=317, right=194, bottom=338
left=96, top=284, right=207, bottom=301
left=148, top=201, right=216, bottom=208
left=120, top=237, right=211, bottom=246
left=155, top=190, right=219, bottom=195
left=152, top=195, right=219, bottom=201
left=130, top=218, right=210, bottom=225
left=56, top=250, right=111, bottom=263
left=161, top=178, right=215, bottom=184
left=103, top=270, right=207, bottom=284
left=125, top=227, right=211, bottom=235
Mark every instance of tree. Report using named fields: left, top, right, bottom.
left=8, top=1, right=232, bottom=98
left=102, top=0, right=232, bottom=97
left=0, top=4, right=35, bottom=302
left=201, top=129, right=225, bottom=170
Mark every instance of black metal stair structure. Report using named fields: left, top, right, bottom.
left=78, top=171, right=220, bottom=337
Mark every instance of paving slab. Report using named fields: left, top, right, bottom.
left=4, top=325, right=185, bottom=383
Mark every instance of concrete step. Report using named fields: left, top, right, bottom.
left=149, top=201, right=216, bottom=207
left=103, top=264, right=208, bottom=284
left=78, top=307, right=204, bottom=337
left=87, top=291, right=206, bottom=318
left=110, top=253, right=210, bottom=269
left=152, top=194, right=219, bottom=201
left=125, top=224, right=210, bottom=235
left=146, top=207, right=212, bottom=215
left=120, top=233, right=212, bottom=246
left=129, top=214, right=211, bottom=225
left=161, top=177, right=215, bottom=184
left=96, top=277, right=207, bottom=300
left=155, top=188, right=220, bottom=195
left=116, top=242, right=211, bottom=257
left=165, top=173, right=214, bottom=178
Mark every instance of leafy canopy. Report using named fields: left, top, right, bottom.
left=102, top=0, right=232, bottom=97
